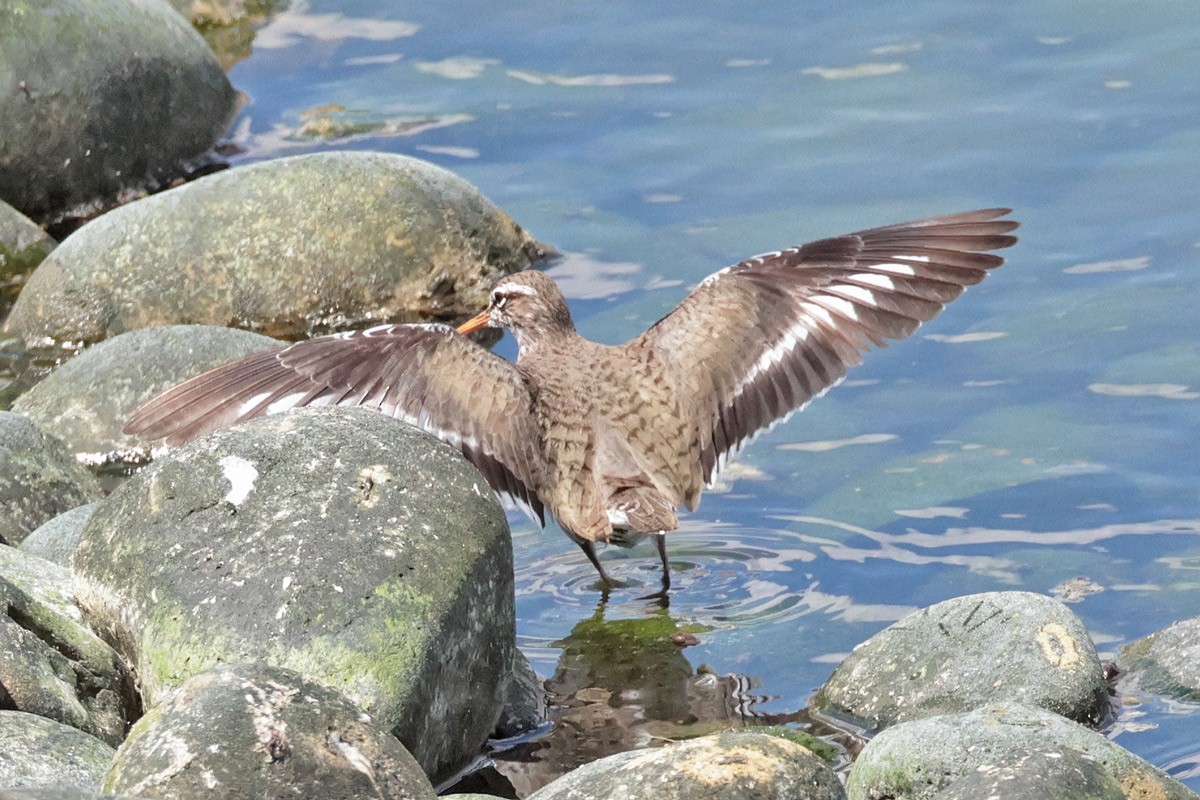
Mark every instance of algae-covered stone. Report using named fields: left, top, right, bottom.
left=18, top=502, right=101, bottom=567
left=526, top=730, right=846, bottom=800
left=1118, top=615, right=1200, bottom=702
left=0, top=546, right=138, bottom=747
left=73, top=407, right=514, bottom=782
left=0, top=710, right=116, bottom=791
left=845, top=702, right=1195, bottom=800
left=929, top=748, right=1124, bottom=800
left=0, top=200, right=55, bottom=292
left=104, top=663, right=435, bottom=799
left=0, top=0, right=236, bottom=223
left=14, top=325, right=280, bottom=459
left=0, top=411, right=103, bottom=545
left=4, top=152, right=551, bottom=348
left=813, top=591, right=1108, bottom=730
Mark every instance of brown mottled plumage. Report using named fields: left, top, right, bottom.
left=125, top=209, right=1019, bottom=591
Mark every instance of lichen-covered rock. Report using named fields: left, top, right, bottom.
left=0, top=546, right=138, bottom=746
left=0, top=710, right=116, bottom=791
left=845, top=702, right=1194, bottom=800
left=4, top=152, right=550, bottom=348
left=0, top=0, right=236, bottom=223
left=104, top=663, right=435, bottom=800
left=0, top=412, right=103, bottom=545
left=813, top=591, right=1108, bottom=730
left=18, top=502, right=101, bottom=567
left=929, top=748, right=1124, bottom=800
left=73, top=407, right=514, bottom=782
left=14, top=325, right=280, bottom=460
left=1118, top=615, right=1200, bottom=702
left=0, top=789, right=143, bottom=800
left=0, top=200, right=56, bottom=295
left=526, top=730, right=845, bottom=800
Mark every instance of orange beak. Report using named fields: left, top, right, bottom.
left=456, top=309, right=491, bottom=335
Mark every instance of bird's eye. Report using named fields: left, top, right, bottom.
left=492, top=292, right=509, bottom=309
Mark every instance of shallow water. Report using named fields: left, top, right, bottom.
left=14, top=0, right=1200, bottom=791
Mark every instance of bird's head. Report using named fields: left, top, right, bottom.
left=457, top=270, right=574, bottom=348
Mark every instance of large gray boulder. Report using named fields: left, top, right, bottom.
left=1118, top=615, right=1200, bottom=702
left=845, top=702, right=1195, bottom=800
left=104, top=663, right=435, bottom=799
left=0, top=412, right=102, bottom=545
left=18, top=502, right=102, bottom=567
left=813, top=591, right=1108, bottom=730
left=527, top=731, right=845, bottom=800
left=0, top=0, right=236, bottom=223
left=4, top=152, right=550, bottom=348
left=0, top=545, right=138, bottom=747
left=14, top=325, right=280, bottom=460
left=0, top=711, right=116, bottom=792
left=73, top=407, right=514, bottom=782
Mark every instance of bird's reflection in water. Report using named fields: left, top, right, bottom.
left=480, top=598, right=815, bottom=798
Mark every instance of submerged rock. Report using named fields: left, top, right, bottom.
left=845, top=702, right=1194, bottom=800
left=0, top=546, right=138, bottom=747
left=14, top=325, right=279, bottom=459
left=0, top=412, right=103, bottom=545
left=1118, top=615, right=1200, bottom=702
left=0, top=710, right=116, bottom=791
left=4, top=152, right=550, bottom=348
left=813, top=591, right=1108, bottom=730
left=104, top=663, right=435, bottom=799
left=526, top=730, right=845, bottom=800
left=73, top=407, right=514, bottom=782
left=0, top=0, right=236, bottom=223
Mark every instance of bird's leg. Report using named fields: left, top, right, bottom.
left=655, top=533, right=671, bottom=592
left=578, top=540, right=617, bottom=587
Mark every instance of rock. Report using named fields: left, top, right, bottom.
left=0, top=789, right=143, bottom=800
left=0, top=546, right=138, bottom=747
left=0, top=200, right=56, bottom=292
left=929, top=748, right=1124, bottom=800
left=526, top=730, right=845, bottom=800
left=0, top=0, right=236, bottom=224
left=73, top=407, right=514, bottom=782
left=1118, top=615, right=1200, bottom=701
left=14, top=325, right=280, bottom=460
left=163, top=0, right=289, bottom=71
left=845, top=702, right=1195, bottom=800
left=0, top=710, right=116, bottom=791
left=813, top=591, right=1108, bottom=730
left=104, top=663, right=435, bottom=799
left=5, top=152, right=551, bottom=348
left=0, top=412, right=103, bottom=545
left=495, top=649, right=546, bottom=740
left=18, top=502, right=101, bottom=567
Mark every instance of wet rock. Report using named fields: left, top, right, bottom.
left=929, top=748, right=1124, bottom=800
left=73, top=407, right=514, bottom=783
left=0, top=200, right=56, bottom=294
left=0, top=0, right=236, bottom=224
left=1118, top=615, right=1200, bottom=702
left=813, top=591, right=1108, bottom=730
left=495, top=649, right=546, bottom=740
left=0, top=412, right=103, bottom=545
left=0, top=710, right=116, bottom=791
left=0, top=546, right=138, bottom=747
left=845, top=702, right=1195, bottom=800
left=0, top=789, right=143, bottom=800
left=18, top=502, right=102, bottom=567
left=164, top=0, right=290, bottom=71
left=526, top=730, right=845, bottom=800
left=5, top=151, right=551, bottom=348
left=104, top=663, right=435, bottom=800
left=14, top=325, right=280, bottom=460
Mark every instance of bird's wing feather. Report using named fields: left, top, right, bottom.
left=124, top=323, right=547, bottom=524
left=632, top=208, right=1018, bottom=493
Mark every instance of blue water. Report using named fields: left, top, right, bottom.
left=137, top=0, right=1200, bottom=790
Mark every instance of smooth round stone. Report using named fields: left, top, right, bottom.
left=4, top=151, right=550, bottom=348
left=104, top=663, right=435, bottom=800
left=813, top=591, right=1108, bottom=729
left=14, top=325, right=280, bottom=460
left=845, top=702, right=1195, bottom=800
left=0, top=411, right=102, bottom=545
left=18, top=502, right=102, bottom=567
left=0, top=711, right=116, bottom=792
left=73, top=407, right=514, bottom=783
left=930, top=749, right=1124, bottom=800
left=526, top=731, right=845, bottom=800
left=1118, top=615, right=1200, bottom=702
left=0, top=0, right=236, bottom=223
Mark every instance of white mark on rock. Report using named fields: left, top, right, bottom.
left=281, top=576, right=292, bottom=591
left=219, top=455, right=258, bottom=506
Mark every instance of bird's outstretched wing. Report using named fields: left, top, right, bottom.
left=631, top=208, right=1019, bottom=490
left=124, top=323, right=547, bottom=523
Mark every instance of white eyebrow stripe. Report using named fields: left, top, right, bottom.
left=494, top=283, right=538, bottom=297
